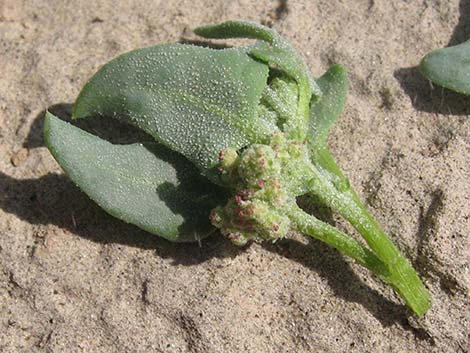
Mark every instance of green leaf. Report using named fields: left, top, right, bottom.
left=194, top=20, right=277, bottom=44
left=194, top=21, right=309, bottom=80
left=260, top=77, right=299, bottom=127
left=420, top=40, right=470, bottom=96
left=195, top=20, right=321, bottom=139
left=309, top=64, right=348, bottom=146
left=44, top=112, right=226, bottom=242
left=72, top=44, right=275, bottom=183
left=308, top=65, right=348, bottom=186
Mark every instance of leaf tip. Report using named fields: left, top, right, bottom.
left=43, top=110, right=55, bottom=148
left=329, top=63, right=347, bottom=76
left=194, top=20, right=276, bottom=44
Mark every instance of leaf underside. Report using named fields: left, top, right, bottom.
left=44, top=112, right=225, bottom=242
left=420, top=40, right=470, bottom=96
left=72, top=44, right=274, bottom=183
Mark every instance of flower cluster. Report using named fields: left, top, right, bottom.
left=210, top=133, right=313, bottom=245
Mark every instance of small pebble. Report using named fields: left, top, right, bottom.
left=11, top=148, right=28, bottom=166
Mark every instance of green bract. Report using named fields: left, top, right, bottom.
left=420, top=40, right=470, bottom=95
left=44, top=20, right=431, bottom=316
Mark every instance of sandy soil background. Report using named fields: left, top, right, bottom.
left=1, top=0, right=469, bottom=352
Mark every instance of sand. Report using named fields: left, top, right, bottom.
left=1, top=0, right=469, bottom=352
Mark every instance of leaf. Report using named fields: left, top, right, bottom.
left=44, top=112, right=226, bottom=242
left=195, top=20, right=321, bottom=138
left=260, top=77, right=299, bottom=126
left=194, top=21, right=310, bottom=81
left=194, top=20, right=321, bottom=94
left=194, top=20, right=277, bottom=44
left=72, top=44, right=275, bottom=183
left=420, top=40, right=470, bottom=96
left=308, top=65, right=348, bottom=186
left=309, top=64, right=348, bottom=147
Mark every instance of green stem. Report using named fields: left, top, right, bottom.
left=286, top=204, right=391, bottom=281
left=308, top=147, right=432, bottom=316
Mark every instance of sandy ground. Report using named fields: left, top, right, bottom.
left=1, top=0, right=469, bottom=352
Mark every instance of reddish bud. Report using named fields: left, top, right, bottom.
left=240, top=190, right=252, bottom=201
left=218, top=150, right=225, bottom=161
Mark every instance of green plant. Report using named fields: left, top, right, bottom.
left=420, top=39, right=470, bottom=95
left=44, top=20, right=431, bottom=316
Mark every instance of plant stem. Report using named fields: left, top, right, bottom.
left=308, top=147, right=432, bottom=316
left=341, top=190, right=431, bottom=316
left=285, top=204, right=391, bottom=281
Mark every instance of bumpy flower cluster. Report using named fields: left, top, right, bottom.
left=210, top=133, right=314, bottom=245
